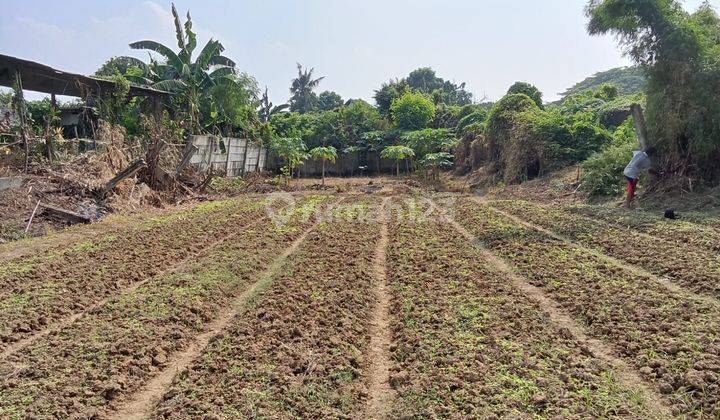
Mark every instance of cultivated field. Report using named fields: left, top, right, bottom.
left=1, top=188, right=719, bottom=418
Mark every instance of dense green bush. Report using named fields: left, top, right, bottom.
left=581, top=118, right=638, bottom=196
left=401, top=128, right=457, bottom=157
left=456, top=110, right=487, bottom=135
left=390, top=92, right=436, bottom=131
left=507, top=82, right=543, bottom=109
left=483, top=87, right=617, bottom=183
left=317, top=91, right=344, bottom=111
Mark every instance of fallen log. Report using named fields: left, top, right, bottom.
left=39, top=203, right=92, bottom=224
left=101, top=158, right=146, bottom=195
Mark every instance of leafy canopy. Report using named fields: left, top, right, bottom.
left=390, top=92, right=436, bottom=131
left=587, top=0, right=720, bottom=179
left=308, top=146, right=338, bottom=162
left=381, top=145, right=415, bottom=160
left=317, top=91, right=344, bottom=111
left=507, top=82, right=543, bottom=109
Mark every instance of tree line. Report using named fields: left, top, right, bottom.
left=5, top=0, right=720, bottom=194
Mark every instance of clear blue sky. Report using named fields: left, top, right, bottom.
left=1, top=0, right=715, bottom=104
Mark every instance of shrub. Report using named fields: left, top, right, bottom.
left=581, top=118, right=638, bottom=196
left=401, top=128, right=457, bottom=157
left=390, top=92, right=435, bottom=130
left=456, top=111, right=487, bottom=135
left=507, top=82, right=543, bottom=108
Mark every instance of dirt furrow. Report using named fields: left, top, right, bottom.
left=490, top=199, right=720, bottom=299
left=487, top=202, right=720, bottom=308
left=0, top=198, right=269, bottom=351
left=363, top=199, right=394, bottom=419
left=454, top=198, right=720, bottom=416
left=566, top=204, right=720, bottom=252
left=151, top=198, right=379, bottom=418
left=0, top=196, right=333, bottom=418
left=0, top=200, right=283, bottom=360
left=384, top=198, right=656, bottom=417
left=429, top=199, right=673, bottom=418
left=110, top=222, right=318, bottom=420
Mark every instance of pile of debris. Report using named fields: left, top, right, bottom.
left=0, top=121, right=211, bottom=242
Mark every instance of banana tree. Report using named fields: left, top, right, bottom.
left=308, top=146, right=337, bottom=185
left=258, top=86, right=289, bottom=122
left=118, top=4, right=239, bottom=132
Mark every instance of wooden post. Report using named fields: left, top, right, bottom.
left=240, top=139, right=249, bottom=176
left=101, top=158, right=146, bottom=195
left=39, top=203, right=92, bottom=224
left=224, top=138, right=231, bottom=177
left=152, top=96, right=163, bottom=130
left=14, top=70, right=30, bottom=172
left=47, top=93, right=57, bottom=163
left=255, top=142, right=262, bottom=172
left=631, top=104, right=650, bottom=151
left=175, top=143, right=198, bottom=177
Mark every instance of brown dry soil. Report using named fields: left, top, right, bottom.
left=1, top=182, right=719, bottom=419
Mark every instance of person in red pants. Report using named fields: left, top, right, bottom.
left=623, top=147, right=655, bottom=209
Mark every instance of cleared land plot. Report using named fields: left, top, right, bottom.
left=1, top=191, right=719, bottom=419
left=491, top=199, right=720, bottom=299
left=0, top=198, right=276, bottom=353
left=385, top=198, right=653, bottom=418
left=0, top=196, right=331, bottom=418
left=456, top=199, right=720, bottom=417
left=152, top=198, right=380, bottom=418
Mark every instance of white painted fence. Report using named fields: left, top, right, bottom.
left=189, top=135, right=268, bottom=177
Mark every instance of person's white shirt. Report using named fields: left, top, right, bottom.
left=623, top=151, right=652, bottom=180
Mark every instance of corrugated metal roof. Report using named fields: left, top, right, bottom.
left=0, top=54, right=170, bottom=98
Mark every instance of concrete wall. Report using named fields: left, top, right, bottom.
left=189, top=135, right=268, bottom=177
left=266, top=152, right=402, bottom=177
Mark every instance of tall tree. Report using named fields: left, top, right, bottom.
left=373, top=79, right=409, bottom=117
left=317, top=91, right=344, bottom=111
left=587, top=0, right=720, bottom=181
left=290, top=63, right=324, bottom=114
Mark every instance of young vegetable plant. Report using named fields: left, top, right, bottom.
left=308, top=145, right=337, bottom=185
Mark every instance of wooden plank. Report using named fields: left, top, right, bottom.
left=39, top=203, right=92, bottom=224
left=102, top=158, right=146, bottom=194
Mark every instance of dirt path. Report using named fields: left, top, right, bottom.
left=0, top=212, right=273, bottom=361
left=364, top=199, right=394, bottom=419
left=485, top=201, right=720, bottom=308
left=108, top=221, right=318, bottom=420
left=429, top=199, right=674, bottom=419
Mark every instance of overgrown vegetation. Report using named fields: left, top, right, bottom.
left=5, top=0, right=720, bottom=197
left=587, top=0, right=720, bottom=185
left=560, top=66, right=647, bottom=99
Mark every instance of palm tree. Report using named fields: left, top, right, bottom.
left=118, top=3, right=239, bottom=131
left=289, top=63, right=324, bottom=114
left=258, top=86, right=289, bottom=122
